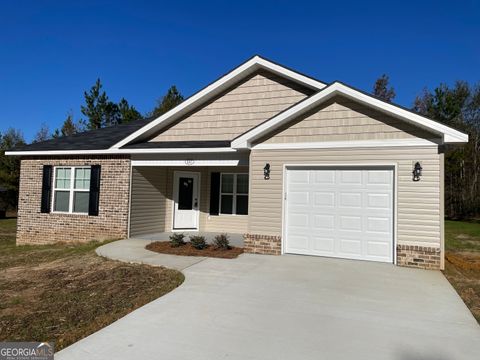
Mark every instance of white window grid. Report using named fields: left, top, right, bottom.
left=51, top=166, right=91, bottom=214
left=219, top=173, right=248, bottom=216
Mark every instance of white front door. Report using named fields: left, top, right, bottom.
left=173, top=171, right=200, bottom=229
left=285, top=167, right=394, bottom=263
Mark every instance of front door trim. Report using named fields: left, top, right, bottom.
left=172, top=171, right=201, bottom=231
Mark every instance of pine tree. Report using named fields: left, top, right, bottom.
left=373, top=74, right=396, bottom=102
left=149, top=86, right=184, bottom=117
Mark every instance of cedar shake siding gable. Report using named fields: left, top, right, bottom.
left=148, top=70, right=314, bottom=142
left=256, top=96, right=439, bottom=145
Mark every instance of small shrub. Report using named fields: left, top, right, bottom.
left=213, top=233, right=231, bottom=250
left=190, top=235, right=207, bottom=250
left=169, top=233, right=186, bottom=247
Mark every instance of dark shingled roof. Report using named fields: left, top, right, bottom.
left=121, top=140, right=231, bottom=149
left=11, top=118, right=156, bottom=152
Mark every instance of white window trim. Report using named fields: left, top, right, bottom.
left=51, top=166, right=91, bottom=215
left=219, top=173, right=249, bottom=216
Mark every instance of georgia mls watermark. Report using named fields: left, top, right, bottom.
left=0, top=342, right=54, bottom=360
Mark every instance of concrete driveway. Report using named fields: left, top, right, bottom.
left=57, top=252, right=480, bottom=360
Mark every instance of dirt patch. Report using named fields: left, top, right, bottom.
left=443, top=251, right=480, bottom=323
left=146, top=241, right=244, bottom=259
left=0, top=252, right=184, bottom=350
left=0, top=219, right=184, bottom=350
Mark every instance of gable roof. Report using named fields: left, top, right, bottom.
left=5, top=56, right=468, bottom=156
left=109, top=55, right=327, bottom=149
left=231, top=82, right=469, bottom=148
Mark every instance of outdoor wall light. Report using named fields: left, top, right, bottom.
left=413, top=162, right=422, bottom=182
left=264, top=163, right=271, bottom=180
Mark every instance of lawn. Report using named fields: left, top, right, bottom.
left=0, top=218, right=184, bottom=350
left=444, top=220, right=480, bottom=323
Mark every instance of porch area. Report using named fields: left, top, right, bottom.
left=128, top=153, right=250, bottom=241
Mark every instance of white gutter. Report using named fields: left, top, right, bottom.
left=5, top=147, right=236, bottom=156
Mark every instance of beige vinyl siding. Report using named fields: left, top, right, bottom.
left=259, top=97, right=435, bottom=144
left=164, top=166, right=249, bottom=233
left=150, top=71, right=312, bottom=142
left=129, top=167, right=168, bottom=236
left=249, top=147, right=442, bottom=247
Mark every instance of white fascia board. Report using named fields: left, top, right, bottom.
left=131, top=159, right=240, bottom=167
left=253, top=138, right=440, bottom=150
left=111, top=56, right=326, bottom=149
left=5, top=147, right=235, bottom=156
left=232, top=82, right=469, bottom=149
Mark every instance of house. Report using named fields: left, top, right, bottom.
left=6, top=55, right=468, bottom=270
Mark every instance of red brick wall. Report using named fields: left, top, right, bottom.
left=17, top=156, right=131, bottom=245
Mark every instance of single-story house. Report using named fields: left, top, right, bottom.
left=7, top=55, right=468, bottom=270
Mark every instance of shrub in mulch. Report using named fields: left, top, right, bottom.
left=146, top=240, right=243, bottom=259
left=213, top=233, right=230, bottom=250
left=190, top=235, right=207, bottom=250
left=169, top=233, right=186, bottom=247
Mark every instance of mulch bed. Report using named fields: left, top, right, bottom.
left=146, top=241, right=244, bottom=259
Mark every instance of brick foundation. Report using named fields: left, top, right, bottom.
left=396, top=244, right=441, bottom=270
left=244, top=233, right=281, bottom=255
left=17, top=156, right=131, bottom=245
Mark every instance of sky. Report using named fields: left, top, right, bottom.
left=0, top=0, right=478, bottom=141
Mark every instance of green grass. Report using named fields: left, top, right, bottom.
left=445, top=220, right=480, bottom=252
left=0, top=218, right=116, bottom=270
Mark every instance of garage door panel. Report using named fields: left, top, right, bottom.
left=313, top=170, right=335, bottom=184
left=367, top=193, right=391, bottom=209
left=366, top=241, right=392, bottom=260
left=313, top=192, right=335, bottom=207
left=311, top=236, right=335, bottom=253
left=289, top=192, right=309, bottom=205
left=367, top=170, right=392, bottom=185
left=286, top=234, right=309, bottom=251
left=313, top=214, right=335, bottom=230
left=288, top=213, right=309, bottom=227
left=338, top=238, right=362, bottom=255
left=339, top=170, right=363, bottom=185
left=366, top=216, right=391, bottom=233
left=339, top=192, right=362, bottom=208
left=286, top=167, right=393, bottom=263
left=339, top=215, right=362, bottom=231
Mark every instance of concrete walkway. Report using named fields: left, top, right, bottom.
left=57, top=240, right=480, bottom=360
left=96, top=238, right=206, bottom=270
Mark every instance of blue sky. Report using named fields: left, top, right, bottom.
left=0, top=0, right=478, bottom=141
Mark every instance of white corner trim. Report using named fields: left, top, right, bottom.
left=253, top=138, right=440, bottom=150
left=110, top=56, right=326, bottom=149
left=131, top=159, right=240, bottom=167
left=5, top=147, right=236, bottom=156
left=232, top=82, right=469, bottom=149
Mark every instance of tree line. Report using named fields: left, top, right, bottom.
left=1, top=76, right=479, bottom=219
left=0, top=81, right=184, bottom=210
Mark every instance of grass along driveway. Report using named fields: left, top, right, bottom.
left=443, top=220, right=480, bottom=323
left=0, top=218, right=184, bottom=350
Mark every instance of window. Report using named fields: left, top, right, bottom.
left=219, top=173, right=248, bottom=215
left=52, top=167, right=91, bottom=214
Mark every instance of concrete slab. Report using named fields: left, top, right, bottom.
left=61, top=250, right=480, bottom=360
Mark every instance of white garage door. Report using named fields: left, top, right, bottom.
left=285, top=167, right=394, bottom=263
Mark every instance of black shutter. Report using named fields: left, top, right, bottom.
left=88, top=165, right=101, bottom=216
left=209, top=172, right=220, bottom=215
left=41, top=165, right=53, bottom=213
